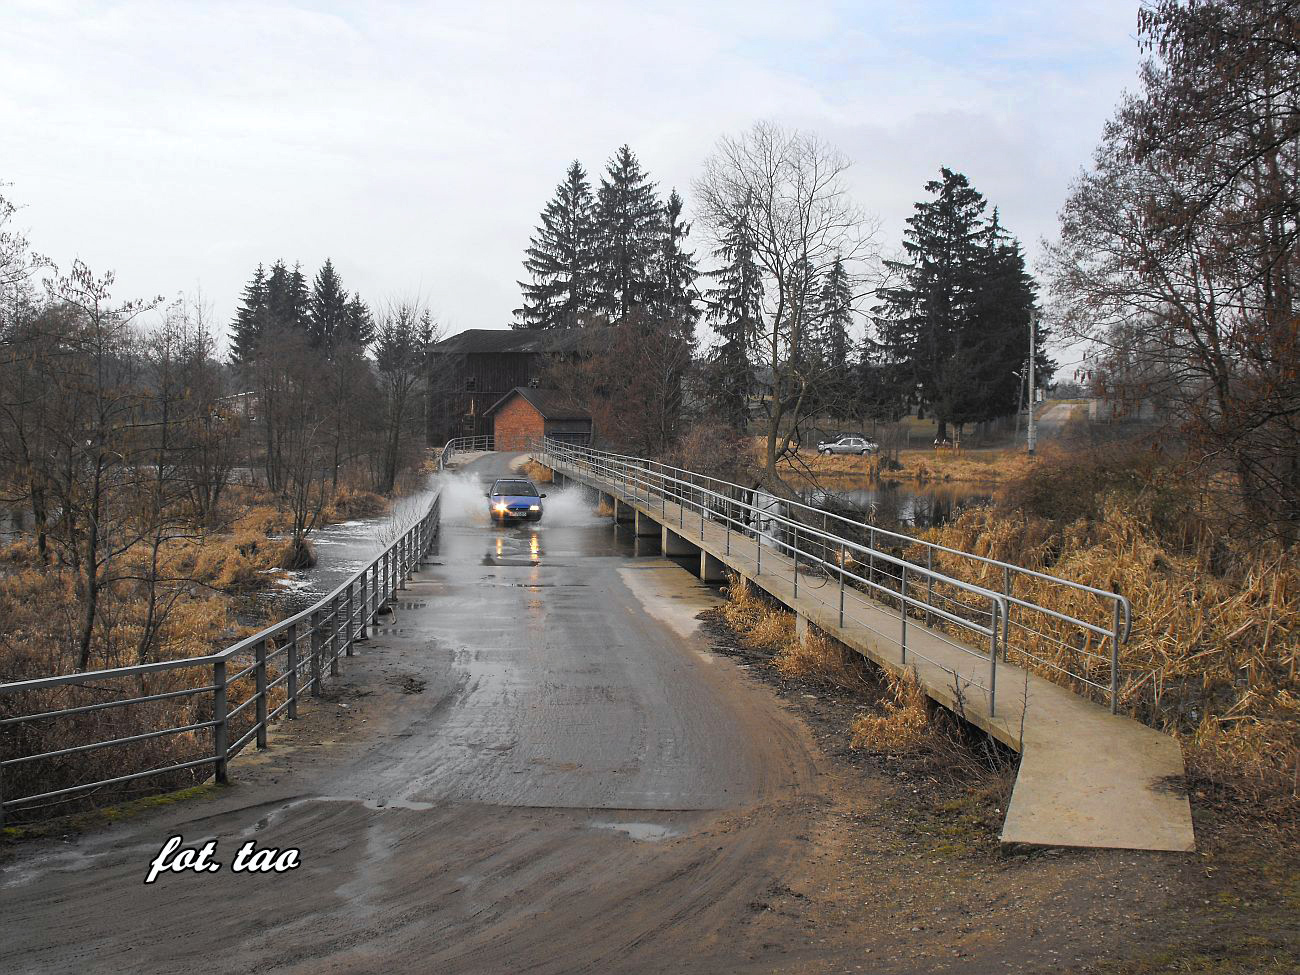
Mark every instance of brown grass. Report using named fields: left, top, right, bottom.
left=849, top=669, right=932, bottom=752
left=521, top=459, right=555, bottom=484
left=772, top=440, right=1033, bottom=486
left=595, top=498, right=614, bottom=517
left=0, top=477, right=398, bottom=821
left=916, top=445, right=1300, bottom=813
left=717, top=576, right=1011, bottom=781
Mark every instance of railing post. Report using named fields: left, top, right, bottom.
left=398, top=535, right=408, bottom=590
left=329, top=596, right=341, bottom=676
left=310, top=610, right=323, bottom=697
left=1003, top=565, right=1012, bottom=661
left=371, top=557, right=380, bottom=623
left=925, top=549, right=934, bottom=627
left=356, top=569, right=369, bottom=642
left=900, top=565, right=908, bottom=660
left=1111, top=600, right=1122, bottom=714
left=255, top=638, right=268, bottom=749
left=989, top=600, right=999, bottom=718
left=345, top=582, right=355, bottom=656
left=838, top=542, right=846, bottom=628
left=213, top=659, right=229, bottom=784
left=793, top=525, right=799, bottom=598
left=286, top=623, right=299, bottom=719
left=868, top=527, right=876, bottom=587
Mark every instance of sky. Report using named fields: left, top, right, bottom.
left=0, top=1, right=1144, bottom=365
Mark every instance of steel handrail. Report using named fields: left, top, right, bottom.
left=0, top=488, right=442, bottom=823
left=540, top=440, right=1008, bottom=711
left=547, top=438, right=1131, bottom=640
left=540, top=437, right=1130, bottom=713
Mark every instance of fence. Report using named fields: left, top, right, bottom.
left=439, top=435, right=495, bottom=470
left=0, top=491, right=442, bottom=825
left=537, top=438, right=1132, bottom=717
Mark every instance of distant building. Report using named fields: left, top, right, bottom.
left=426, top=328, right=580, bottom=445
left=486, top=387, right=592, bottom=451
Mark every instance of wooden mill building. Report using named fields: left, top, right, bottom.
left=426, top=328, right=580, bottom=445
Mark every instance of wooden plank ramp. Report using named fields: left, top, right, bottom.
left=553, top=465, right=1195, bottom=853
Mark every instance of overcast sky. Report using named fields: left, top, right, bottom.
left=1, top=1, right=1142, bottom=362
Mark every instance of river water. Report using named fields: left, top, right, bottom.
left=275, top=480, right=442, bottom=614
left=798, top=481, right=993, bottom=530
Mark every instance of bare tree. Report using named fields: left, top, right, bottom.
left=694, top=122, right=881, bottom=487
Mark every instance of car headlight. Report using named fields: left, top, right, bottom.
left=529, top=504, right=540, bottom=511
left=493, top=503, right=508, bottom=512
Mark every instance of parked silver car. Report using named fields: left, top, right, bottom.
left=817, top=435, right=878, bottom=456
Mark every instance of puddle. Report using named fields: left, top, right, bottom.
left=588, top=820, right=681, bottom=842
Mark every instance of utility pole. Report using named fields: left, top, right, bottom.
left=1027, top=308, right=1038, bottom=456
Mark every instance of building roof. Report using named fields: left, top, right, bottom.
left=432, top=327, right=583, bottom=355
left=484, top=387, right=592, bottom=421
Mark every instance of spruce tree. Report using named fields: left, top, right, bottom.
left=230, top=263, right=268, bottom=366
left=308, top=258, right=350, bottom=351
left=652, top=188, right=700, bottom=338
left=592, top=145, right=661, bottom=320
left=703, top=210, right=764, bottom=429
left=344, top=293, right=375, bottom=349
left=264, top=259, right=308, bottom=334
left=814, top=256, right=855, bottom=416
left=514, top=161, right=596, bottom=329
left=872, top=168, right=993, bottom=440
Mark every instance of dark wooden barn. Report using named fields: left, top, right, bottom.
left=426, top=329, right=580, bottom=445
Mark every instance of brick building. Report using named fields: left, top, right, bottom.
left=485, top=387, right=592, bottom=451
left=426, top=328, right=581, bottom=445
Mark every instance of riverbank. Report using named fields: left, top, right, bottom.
left=779, top=444, right=1032, bottom=486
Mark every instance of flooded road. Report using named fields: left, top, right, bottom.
left=0, top=453, right=827, bottom=974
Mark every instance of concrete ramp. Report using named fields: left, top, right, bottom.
left=549, top=460, right=1196, bottom=854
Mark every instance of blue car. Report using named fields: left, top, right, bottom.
left=486, top=478, right=546, bottom=523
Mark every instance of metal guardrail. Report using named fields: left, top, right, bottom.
left=536, top=438, right=1133, bottom=715
left=0, top=490, right=442, bottom=824
left=439, top=435, right=495, bottom=470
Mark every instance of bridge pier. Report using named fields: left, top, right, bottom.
left=634, top=510, right=659, bottom=538
left=661, top=526, right=699, bottom=557
left=613, top=499, right=635, bottom=524
left=795, top=611, right=811, bottom=645
left=700, top=550, right=727, bottom=583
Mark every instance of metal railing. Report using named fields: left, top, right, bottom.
left=439, top=435, right=495, bottom=470
left=0, top=491, right=442, bottom=825
left=537, top=438, right=1133, bottom=715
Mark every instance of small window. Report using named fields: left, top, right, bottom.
left=466, top=377, right=476, bottom=391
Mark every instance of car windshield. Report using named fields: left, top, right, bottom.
left=493, top=480, right=539, bottom=496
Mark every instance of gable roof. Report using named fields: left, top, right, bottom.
left=484, top=387, right=591, bottom=421
left=432, top=327, right=582, bottom=355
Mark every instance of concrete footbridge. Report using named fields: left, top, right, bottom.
left=531, top=438, right=1194, bottom=853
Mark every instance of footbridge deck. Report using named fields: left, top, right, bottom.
left=534, top=439, right=1194, bottom=853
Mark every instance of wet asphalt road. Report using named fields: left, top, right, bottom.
left=0, top=454, right=825, bottom=974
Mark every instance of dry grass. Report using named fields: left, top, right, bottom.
left=849, top=669, right=932, bottom=752
left=521, top=459, right=555, bottom=484
left=775, top=442, right=1033, bottom=486
left=916, top=448, right=1300, bottom=814
left=0, top=477, right=397, bottom=821
left=595, top=498, right=614, bottom=517
left=717, top=576, right=1011, bottom=781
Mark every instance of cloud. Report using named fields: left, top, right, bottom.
left=0, top=0, right=1141, bottom=349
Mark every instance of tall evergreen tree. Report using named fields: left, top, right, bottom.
left=308, top=258, right=350, bottom=352
left=514, top=161, right=596, bottom=329
left=230, top=263, right=268, bottom=366
left=872, top=168, right=995, bottom=440
left=344, top=292, right=375, bottom=349
left=703, top=209, right=764, bottom=429
left=651, top=188, right=700, bottom=338
left=264, top=259, right=309, bottom=333
left=592, top=145, right=661, bottom=320
left=817, top=256, right=853, bottom=366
